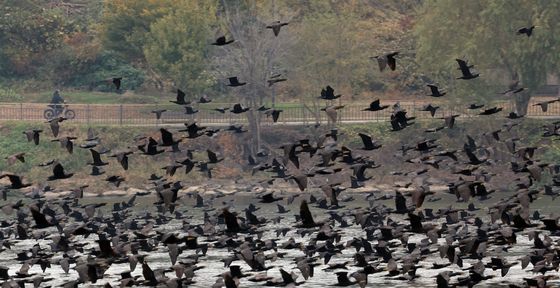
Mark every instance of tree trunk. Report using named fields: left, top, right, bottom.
left=246, top=98, right=261, bottom=155
left=514, top=90, right=531, bottom=116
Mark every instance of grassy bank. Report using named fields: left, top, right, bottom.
left=1, top=118, right=559, bottom=194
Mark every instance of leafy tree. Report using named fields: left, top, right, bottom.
left=285, top=1, right=422, bottom=124
left=415, top=0, right=560, bottom=114
left=69, top=50, right=145, bottom=91
left=100, top=0, right=176, bottom=64
left=143, top=1, right=216, bottom=94
left=0, top=0, right=74, bottom=77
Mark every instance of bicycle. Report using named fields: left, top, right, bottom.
left=43, top=103, right=76, bottom=120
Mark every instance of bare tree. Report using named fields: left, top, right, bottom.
left=213, top=0, right=296, bottom=154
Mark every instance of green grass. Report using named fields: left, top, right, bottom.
left=0, top=122, right=176, bottom=193
left=1, top=118, right=559, bottom=195
left=10, top=90, right=364, bottom=108
left=18, top=91, right=164, bottom=104
left=0, top=121, right=252, bottom=193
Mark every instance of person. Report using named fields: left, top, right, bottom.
left=49, top=90, right=65, bottom=115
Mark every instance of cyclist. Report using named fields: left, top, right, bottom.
left=49, top=90, right=65, bottom=116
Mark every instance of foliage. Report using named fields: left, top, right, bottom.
left=100, top=0, right=176, bottom=64
left=3, top=0, right=559, bottom=109
left=286, top=0, right=422, bottom=104
left=0, top=86, right=22, bottom=102
left=143, top=1, right=217, bottom=94
left=414, top=0, right=560, bottom=112
left=0, top=0, right=75, bottom=77
left=69, top=50, right=145, bottom=92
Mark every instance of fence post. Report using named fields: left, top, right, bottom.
left=86, top=104, right=91, bottom=126
left=302, top=105, right=306, bottom=125
left=154, top=104, right=158, bottom=127
left=119, top=104, right=123, bottom=126
left=19, top=103, right=23, bottom=120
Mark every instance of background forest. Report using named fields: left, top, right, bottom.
left=0, top=0, right=559, bottom=110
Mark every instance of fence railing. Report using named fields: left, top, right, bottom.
left=0, top=99, right=559, bottom=126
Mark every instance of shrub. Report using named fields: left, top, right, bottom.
left=63, top=50, right=145, bottom=92
left=0, top=86, right=22, bottom=102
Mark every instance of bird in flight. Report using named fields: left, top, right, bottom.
left=372, top=52, right=399, bottom=72
left=456, top=58, right=479, bottom=80
left=266, top=21, right=289, bottom=37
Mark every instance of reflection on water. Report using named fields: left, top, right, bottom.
left=1, top=191, right=559, bottom=287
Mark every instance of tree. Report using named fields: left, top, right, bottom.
left=415, top=0, right=560, bottom=114
left=284, top=1, right=422, bottom=124
left=214, top=0, right=297, bottom=154
left=0, top=0, right=74, bottom=77
left=143, top=1, right=216, bottom=94
left=100, top=0, right=176, bottom=64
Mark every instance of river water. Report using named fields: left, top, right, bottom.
left=1, top=190, right=559, bottom=287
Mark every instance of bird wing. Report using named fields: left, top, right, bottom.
left=455, top=59, right=471, bottom=75
left=90, top=149, right=102, bottom=164
left=387, top=54, right=397, bottom=71
left=325, top=107, right=338, bottom=123
left=50, top=121, right=59, bottom=137
left=358, top=133, right=373, bottom=149
left=53, top=163, right=65, bottom=178
left=375, top=56, right=387, bottom=72
left=177, top=89, right=186, bottom=103
left=427, top=84, right=438, bottom=95
left=207, top=150, right=218, bottom=163
left=160, top=129, right=174, bottom=145
left=326, top=86, right=334, bottom=97
left=299, top=200, right=315, bottom=226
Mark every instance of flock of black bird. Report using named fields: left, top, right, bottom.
left=0, top=19, right=560, bottom=288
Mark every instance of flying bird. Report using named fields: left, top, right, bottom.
left=151, top=109, right=167, bottom=120
left=479, top=107, right=503, bottom=115
left=266, top=21, right=289, bottom=36
left=319, top=85, right=341, bottom=100
left=112, top=77, right=122, bottom=90
left=322, top=105, right=345, bottom=123
left=212, top=36, right=234, bottom=46
left=427, top=84, right=446, bottom=97
left=533, top=99, right=559, bottom=112
left=517, top=26, right=536, bottom=37
left=23, top=129, right=42, bottom=145
left=5, top=153, right=25, bottom=165
left=372, top=52, right=399, bottom=72
left=419, top=104, right=440, bottom=117
left=467, top=103, right=485, bottom=110
left=456, top=58, right=479, bottom=80
left=227, top=77, right=246, bottom=87
left=170, top=89, right=190, bottom=105
left=0, top=173, right=30, bottom=189
left=184, top=106, right=199, bottom=115
left=358, top=133, right=382, bottom=150
left=268, top=74, right=287, bottom=87
left=231, top=103, right=250, bottom=114
left=363, top=99, right=389, bottom=112
left=264, top=109, right=283, bottom=123
left=47, top=162, right=73, bottom=181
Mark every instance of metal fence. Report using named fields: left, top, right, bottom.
left=0, top=99, right=559, bottom=126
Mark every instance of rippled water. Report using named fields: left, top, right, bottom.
left=1, top=191, right=559, bottom=287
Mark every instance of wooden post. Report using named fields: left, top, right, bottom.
left=19, top=103, right=23, bottom=120
left=154, top=104, right=159, bottom=127
left=119, top=104, right=123, bottom=126
left=86, top=104, right=91, bottom=126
